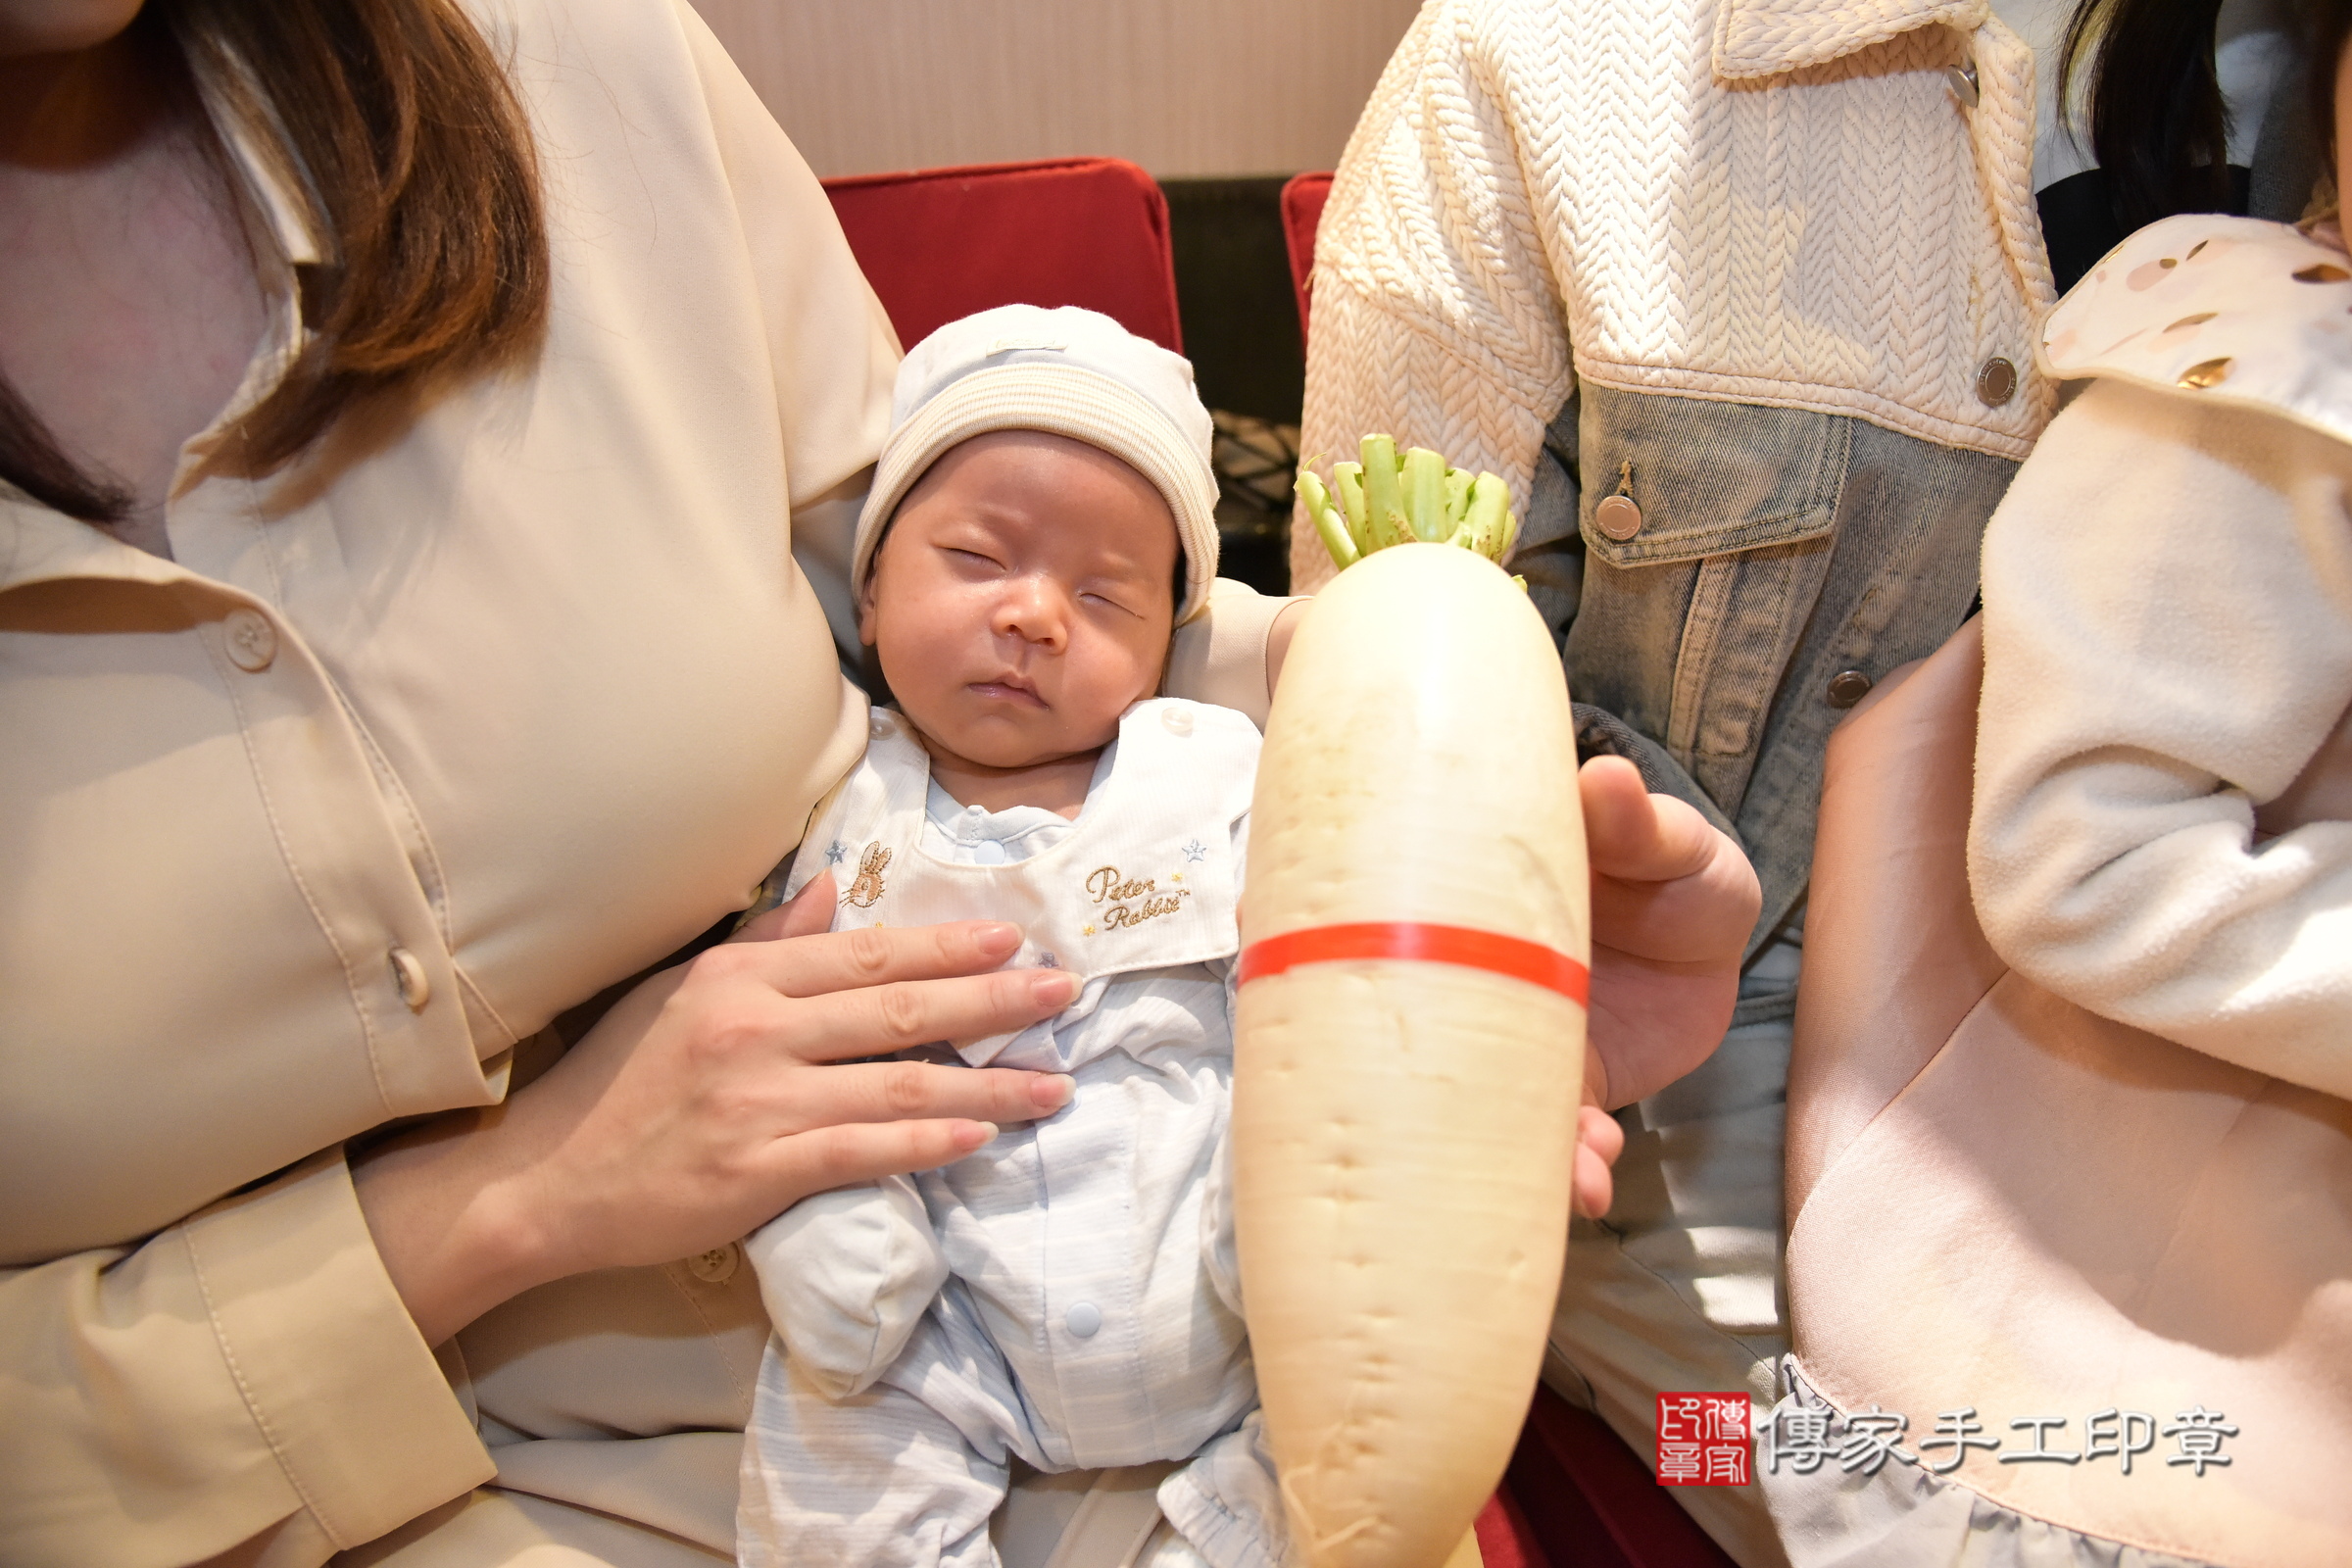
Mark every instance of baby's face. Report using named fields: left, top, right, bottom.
left=859, top=429, right=1181, bottom=773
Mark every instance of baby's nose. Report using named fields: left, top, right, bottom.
left=999, top=581, right=1072, bottom=642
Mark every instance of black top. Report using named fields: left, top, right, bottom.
left=2035, top=165, right=2255, bottom=295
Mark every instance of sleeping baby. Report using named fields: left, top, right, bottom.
left=737, top=306, right=1288, bottom=1568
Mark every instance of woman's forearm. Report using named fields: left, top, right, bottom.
left=2, top=1153, right=495, bottom=1563
left=351, top=1102, right=559, bottom=1348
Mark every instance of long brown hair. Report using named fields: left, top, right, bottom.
left=0, top=0, right=548, bottom=524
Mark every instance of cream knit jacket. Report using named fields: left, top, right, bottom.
left=1297, top=0, right=2056, bottom=593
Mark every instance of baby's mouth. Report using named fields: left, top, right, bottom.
left=968, top=673, right=1046, bottom=708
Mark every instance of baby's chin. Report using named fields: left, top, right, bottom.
left=905, top=707, right=1121, bottom=773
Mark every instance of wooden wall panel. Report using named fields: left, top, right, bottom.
left=686, top=0, right=1423, bottom=179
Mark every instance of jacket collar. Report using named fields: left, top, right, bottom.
left=1714, top=0, right=1987, bottom=79
left=2038, top=213, right=2352, bottom=455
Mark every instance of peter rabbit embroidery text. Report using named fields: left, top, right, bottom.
left=1083, top=864, right=1190, bottom=935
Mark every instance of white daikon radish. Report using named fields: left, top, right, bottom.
left=1235, top=464, right=1587, bottom=1568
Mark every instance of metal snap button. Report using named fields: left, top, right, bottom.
left=685, top=1244, right=739, bottom=1285
left=1065, top=1300, right=1103, bottom=1339
left=1826, top=670, right=1874, bottom=709
left=1593, top=494, right=1643, bottom=541
left=1945, top=58, right=1979, bottom=108
left=223, top=609, right=277, bottom=672
left=1976, top=358, right=2018, bottom=407
left=388, top=947, right=431, bottom=1011
left=1161, top=705, right=1194, bottom=737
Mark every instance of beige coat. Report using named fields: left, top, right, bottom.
left=0, top=3, right=1286, bottom=1564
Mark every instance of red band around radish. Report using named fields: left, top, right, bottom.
left=1237, top=921, right=1590, bottom=1005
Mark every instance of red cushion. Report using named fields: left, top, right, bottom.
left=1500, top=1385, right=1740, bottom=1568
left=822, top=158, right=1183, bottom=355
left=1278, top=172, right=1334, bottom=345
left=1474, top=1486, right=1547, bottom=1568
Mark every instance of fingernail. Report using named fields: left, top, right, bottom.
left=976, top=922, right=1021, bottom=955
left=957, top=1120, right=1000, bottom=1150
left=1033, top=1073, right=1075, bottom=1109
left=1030, top=970, right=1078, bottom=1006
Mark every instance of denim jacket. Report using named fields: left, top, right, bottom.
left=1523, top=384, right=2018, bottom=1009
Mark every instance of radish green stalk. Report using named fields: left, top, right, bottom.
left=1445, top=467, right=1474, bottom=533
left=1464, top=473, right=1512, bottom=558
left=1358, top=435, right=1410, bottom=551
left=1332, top=464, right=1369, bottom=557
left=1297, top=435, right=1520, bottom=573
left=1295, top=469, right=1359, bottom=570
left=1401, top=447, right=1448, bottom=542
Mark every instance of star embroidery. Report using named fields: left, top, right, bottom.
left=824, top=841, right=849, bottom=864
left=1082, top=923, right=1097, bottom=937
left=1182, top=838, right=1207, bottom=864
left=1037, top=952, right=1060, bottom=968
left=1171, top=872, right=1184, bottom=884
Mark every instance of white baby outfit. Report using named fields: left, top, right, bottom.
left=739, top=698, right=1288, bottom=1568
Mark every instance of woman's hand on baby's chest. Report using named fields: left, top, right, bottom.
left=352, top=874, right=1079, bottom=1344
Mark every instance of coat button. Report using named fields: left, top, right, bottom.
left=388, top=947, right=431, bottom=1010
left=685, top=1244, right=739, bottom=1285
left=1826, top=670, right=1874, bottom=709
left=223, top=609, right=277, bottom=672
left=1065, top=1300, right=1102, bottom=1338
left=1945, top=57, right=1979, bottom=108
left=1976, top=358, right=2018, bottom=407
left=1161, top=705, right=1194, bottom=736
left=1593, top=494, right=1643, bottom=541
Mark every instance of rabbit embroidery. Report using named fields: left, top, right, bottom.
left=842, top=843, right=891, bottom=908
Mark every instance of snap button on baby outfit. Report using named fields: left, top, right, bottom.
left=1593, top=494, right=1643, bottom=541
left=1975, top=358, right=2017, bottom=407
left=1945, top=57, right=1979, bottom=109
left=223, top=609, right=277, bottom=672
left=1161, top=706, right=1194, bottom=737
left=1065, top=1301, right=1102, bottom=1338
left=388, top=947, right=431, bottom=1010
left=686, top=1244, right=739, bottom=1284
left=1826, top=670, right=1874, bottom=709
left=972, top=839, right=1007, bottom=865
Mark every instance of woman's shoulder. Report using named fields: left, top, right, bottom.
left=454, top=0, right=714, bottom=101
left=2037, top=213, right=2352, bottom=453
